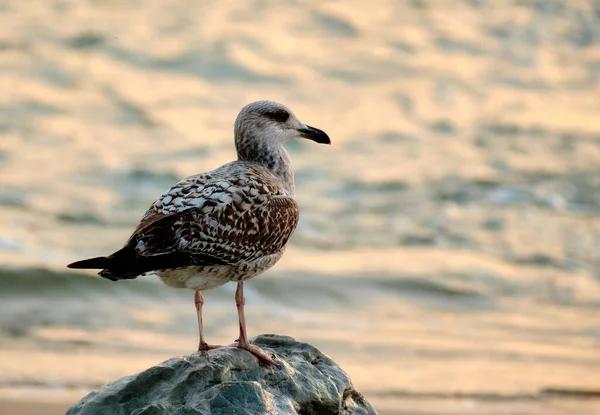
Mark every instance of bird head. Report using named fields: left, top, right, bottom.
left=234, top=101, right=331, bottom=149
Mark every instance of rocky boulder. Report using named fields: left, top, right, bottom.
left=67, top=334, right=377, bottom=415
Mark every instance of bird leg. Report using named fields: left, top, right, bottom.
left=235, top=281, right=278, bottom=365
left=194, top=290, right=221, bottom=351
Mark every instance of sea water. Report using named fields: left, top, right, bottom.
left=1, top=1, right=599, bottom=413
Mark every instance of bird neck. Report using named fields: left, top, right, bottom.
left=237, top=139, right=295, bottom=196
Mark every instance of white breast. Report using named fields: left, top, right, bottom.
left=155, top=249, right=286, bottom=291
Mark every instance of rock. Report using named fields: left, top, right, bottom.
left=67, top=334, right=377, bottom=415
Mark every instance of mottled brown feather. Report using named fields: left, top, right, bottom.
left=123, top=161, right=299, bottom=267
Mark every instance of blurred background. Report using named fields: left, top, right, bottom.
left=1, top=0, right=600, bottom=414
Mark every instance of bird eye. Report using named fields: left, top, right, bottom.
left=263, top=109, right=290, bottom=123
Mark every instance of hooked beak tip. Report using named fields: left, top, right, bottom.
left=298, top=125, right=331, bottom=145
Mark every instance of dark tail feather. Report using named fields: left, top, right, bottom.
left=67, top=247, right=226, bottom=282
left=67, top=256, right=110, bottom=270
left=67, top=249, right=141, bottom=282
left=98, top=266, right=141, bottom=281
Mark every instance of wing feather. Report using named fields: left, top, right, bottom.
left=124, top=164, right=299, bottom=268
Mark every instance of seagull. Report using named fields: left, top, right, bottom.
left=67, top=101, right=330, bottom=365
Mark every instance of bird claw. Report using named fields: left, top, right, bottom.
left=198, top=342, right=222, bottom=351
left=237, top=342, right=279, bottom=366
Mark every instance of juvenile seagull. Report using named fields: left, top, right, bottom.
left=67, top=101, right=330, bottom=365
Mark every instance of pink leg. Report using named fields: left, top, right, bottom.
left=235, top=281, right=278, bottom=365
left=195, top=290, right=221, bottom=351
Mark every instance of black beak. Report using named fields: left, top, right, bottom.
left=298, top=125, right=331, bottom=145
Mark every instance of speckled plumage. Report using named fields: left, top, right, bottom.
left=133, top=162, right=299, bottom=290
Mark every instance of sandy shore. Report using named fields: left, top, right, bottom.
left=1, top=400, right=71, bottom=415
left=0, top=389, right=79, bottom=415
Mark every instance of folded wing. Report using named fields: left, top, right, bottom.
left=96, top=167, right=299, bottom=280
